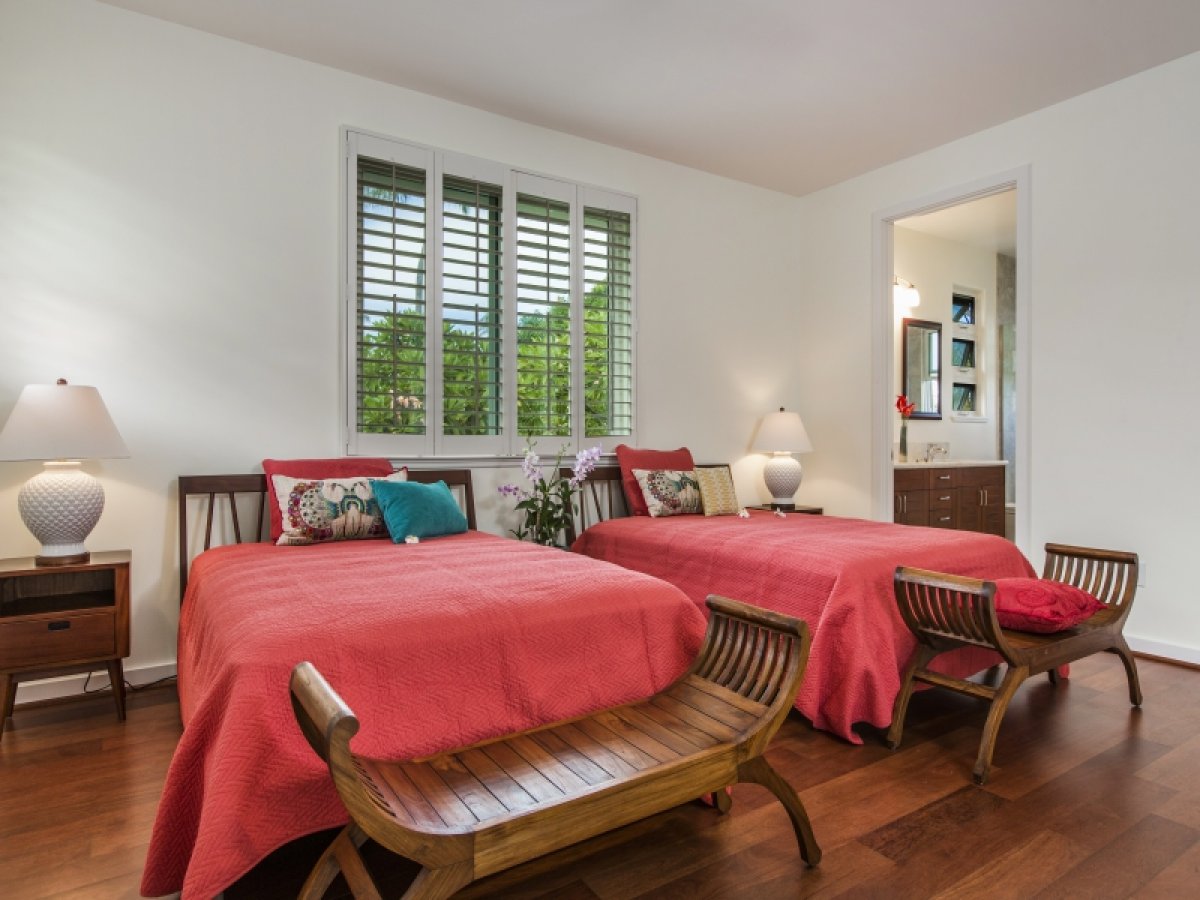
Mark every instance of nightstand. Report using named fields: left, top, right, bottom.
left=0, top=550, right=130, bottom=739
left=748, top=505, right=824, bottom=515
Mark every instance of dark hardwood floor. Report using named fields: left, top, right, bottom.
left=2, top=654, right=1198, bottom=899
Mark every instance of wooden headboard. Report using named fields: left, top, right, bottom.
left=560, top=464, right=732, bottom=543
left=177, top=468, right=477, bottom=601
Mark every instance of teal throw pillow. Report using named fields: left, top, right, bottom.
left=371, top=479, right=469, bottom=541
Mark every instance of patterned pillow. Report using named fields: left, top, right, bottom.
left=262, top=457, right=396, bottom=541
left=615, top=445, right=695, bottom=516
left=272, top=471, right=408, bottom=546
left=633, top=469, right=702, bottom=517
left=695, top=467, right=740, bottom=516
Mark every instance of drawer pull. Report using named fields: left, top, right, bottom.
left=939, top=495, right=951, bottom=501
left=937, top=475, right=951, bottom=481
left=938, top=516, right=951, bottom=522
left=48, top=621, right=71, bottom=631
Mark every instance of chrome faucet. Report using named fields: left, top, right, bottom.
left=926, top=443, right=949, bottom=463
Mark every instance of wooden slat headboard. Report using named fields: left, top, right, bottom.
left=178, top=468, right=477, bottom=601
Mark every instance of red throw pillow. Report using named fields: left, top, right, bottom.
left=992, top=578, right=1107, bottom=633
left=614, top=445, right=695, bottom=516
left=262, top=458, right=396, bottom=541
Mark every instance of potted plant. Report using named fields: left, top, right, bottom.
left=499, top=443, right=602, bottom=547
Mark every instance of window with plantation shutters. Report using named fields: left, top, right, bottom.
left=344, top=130, right=636, bottom=457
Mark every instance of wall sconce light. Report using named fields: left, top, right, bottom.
left=894, top=276, right=921, bottom=309
left=0, top=379, right=129, bottom=566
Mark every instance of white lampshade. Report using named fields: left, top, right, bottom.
left=750, top=408, right=813, bottom=455
left=0, top=380, right=128, bottom=566
left=0, top=381, right=129, bottom=461
left=893, top=277, right=921, bottom=309
left=751, top=407, right=813, bottom=509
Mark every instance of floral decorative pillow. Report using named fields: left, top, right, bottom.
left=262, top=457, right=396, bottom=541
left=695, top=466, right=740, bottom=516
left=272, top=471, right=408, bottom=546
left=633, top=469, right=702, bottom=517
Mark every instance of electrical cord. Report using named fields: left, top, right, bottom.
left=80, top=671, right=178, bottom=695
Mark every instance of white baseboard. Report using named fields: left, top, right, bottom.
left=13, top=662, right=177, bottom=706
left=1127, top=636, right=1200, bottom=668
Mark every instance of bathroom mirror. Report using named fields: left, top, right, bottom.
left=902, top=318, right=942, bottom=419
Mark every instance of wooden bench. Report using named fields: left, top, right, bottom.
left=289, top=595, right=822, bottom=899
left=887, top=542, right=1141, bottom=784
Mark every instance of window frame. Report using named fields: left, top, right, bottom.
left=342, top=128, right=637, bottom=459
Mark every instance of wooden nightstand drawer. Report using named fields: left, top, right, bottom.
left=0, top=611, right=116, bottom=669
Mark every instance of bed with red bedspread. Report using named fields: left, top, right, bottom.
left=141, top=533, right=705, bottom=899
left=572, top=510, right=1034, bottom=744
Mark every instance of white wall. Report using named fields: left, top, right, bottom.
left=893, top=226, right=1000, bottom=461
left=4, top=1, right=1197, bottom=692
left=790, top=51, right=1200, bottom=662
left=0, top=0, right=804, bottom=695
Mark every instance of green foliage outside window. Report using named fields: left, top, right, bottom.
left=358, top=281, right=624, bottom=437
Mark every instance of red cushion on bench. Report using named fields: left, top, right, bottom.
left=992, top=578, right=1107, bottom=633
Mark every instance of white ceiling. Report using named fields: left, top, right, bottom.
left=898, top=190, right=1017, bottom=256
left=98, top=0, right=1200, bottom=196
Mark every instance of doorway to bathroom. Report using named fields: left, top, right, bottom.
left=870, top=168, right=1031, bottom=551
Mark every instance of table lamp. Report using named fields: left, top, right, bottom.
left=0, top=379, right=129, bottom=566
left=750, top=407, right=813, bottom=510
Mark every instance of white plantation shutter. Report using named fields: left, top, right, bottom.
left=344, top=132, right=636, bottom=456
left=582, top=199, right=635, bottom=438
left=440, top=174, right=504, bottom=441
left=348, top=133, right=433, bottom=455
left=514, top=173, right=575, bottom=440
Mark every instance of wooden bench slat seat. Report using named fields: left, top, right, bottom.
left=887, top=542, right=1141, bottom=785
left=290, top=595, right=821, bottom=899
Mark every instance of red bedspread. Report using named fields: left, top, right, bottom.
left=142, top=532, right=705, bottom=899
left=572, top=512, right=1033, bottom=744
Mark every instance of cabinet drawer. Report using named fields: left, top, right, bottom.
left=929, top=488, right=957, bottom=510
left=0, top=611, right=115, bottom=669
left=894, top=468, right=930, bottom=491
left=928, top=468, right=959, bottom=488
left=957, top=465, right=1005, bottom=489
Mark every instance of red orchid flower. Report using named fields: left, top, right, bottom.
left=895, top=394, right=915, bottom=418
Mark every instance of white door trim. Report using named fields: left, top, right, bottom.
left=870, top=166, right=1033, bottom=553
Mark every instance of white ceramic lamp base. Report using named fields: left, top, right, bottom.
left=17, top=461, right=105, bottom=566
left=762, top=453, right=802, bottom=510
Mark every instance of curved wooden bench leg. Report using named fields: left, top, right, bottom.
left=299, top=824, right=375, bottom=900
left=972, top=666, right=1027, bottom=785
left=1111, top=639, right=1143, bottom=707
left=401, top=860, right=473, bottom=900
left=887, top=645, right=937, bottom=750
left=737, top=756, right=821, bottom=866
